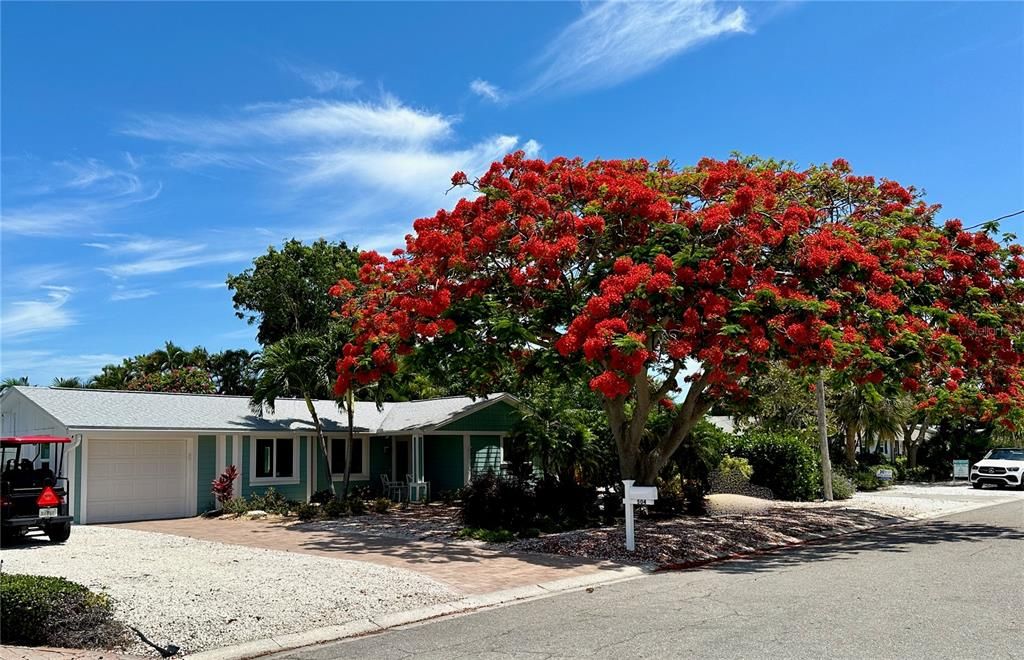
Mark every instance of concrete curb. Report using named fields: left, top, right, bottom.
left=186, top=565, right=649, bottom=659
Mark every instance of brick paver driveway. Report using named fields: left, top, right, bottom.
left=111, top=516, right=625, bottom=595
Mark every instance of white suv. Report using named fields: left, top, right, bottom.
left=971, top=448, right=1024, bottom=490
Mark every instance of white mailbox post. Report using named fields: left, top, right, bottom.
left=622, top=480, right=658, bottom=552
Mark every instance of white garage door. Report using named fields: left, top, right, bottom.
left=86, top=439, right=189, bottom=523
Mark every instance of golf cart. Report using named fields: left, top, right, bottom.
left=1, top=435, right=73, bottom=543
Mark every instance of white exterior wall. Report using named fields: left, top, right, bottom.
left=0, top=389, right=69, bottom=437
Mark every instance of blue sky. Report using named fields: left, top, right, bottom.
left=2, top=1, right=1022, bottom=384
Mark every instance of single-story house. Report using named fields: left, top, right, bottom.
left=0, top=386, right=521, bottom=524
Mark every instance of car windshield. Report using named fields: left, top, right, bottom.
left=985, top=448, right=1024, bottom=461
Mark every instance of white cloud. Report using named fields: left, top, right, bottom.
left=121, top=96, right=452, bottom=147
left=109, top=287, right=157, bottom=301
left=0, top=349, right=125, bottom=382
left=470, top=79, right=504, bottom=103
left=1, top=286, right=76, bottom=340
left=1, top=158, right=161, bottom=237
left=121, top=92, right=541, bottom=238
left=281, top=62, right=362, bottom=94
left=529, top=0, right=748, bottom=95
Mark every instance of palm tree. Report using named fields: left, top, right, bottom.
left=1, top=376, right=30, bottom=393
left=835, top=388, right=911, bottom=465
left=52, top=377, right=84, bottom=388
left=249, top=333, right=336, bottom=498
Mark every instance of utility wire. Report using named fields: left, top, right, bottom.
left=964, top=208, right=1024, bottom=230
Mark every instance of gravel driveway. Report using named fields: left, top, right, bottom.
left=0, top=526, right=458, bottom=656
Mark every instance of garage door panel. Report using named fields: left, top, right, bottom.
left=87, top=439, right=189, bottom=523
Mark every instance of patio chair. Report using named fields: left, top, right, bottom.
left=380, top=474, right=403, bottom=502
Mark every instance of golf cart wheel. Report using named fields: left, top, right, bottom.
left=46, top=522, right=71, bottom=543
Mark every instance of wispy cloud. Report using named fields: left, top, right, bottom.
left=515, top=0, right=748, bottom=97
left=469, top=79, right=504, bottom=103
left=88, top=234, right=250, bottom=278
left=0, top=349, right=125, bottom=382
left=121, top=96, right=452, bottom=147
left=109, top=287, right=157, bottom=301
left=280, top=61, right=362, bottom=94
left=1, top=286, right=76, bottom=340
left=121, top=93, right=541, bottom=237
left=1, top=157, right=160, bottom=237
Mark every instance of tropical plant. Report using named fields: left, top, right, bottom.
left=211, top=465, right=239, bottom=504
left=330, top=153, right=1024, bottom=484
left=51, top=377, right=84, bottom=388
left=249, top=333, right=336, bottom=497
left=1, top=376, right=30, bottom=392
left=208, top=348, right=259, bottom=395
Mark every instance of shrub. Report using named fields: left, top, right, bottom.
left=727, top=431, right=822, bottom=501
left=211, top=465, right=239, bottom=505
left=247, top=488, right=291, bottom=514
left=456, top=527, right=516, bottom=543
left=346, top=495, right=367, bottom=515
left=854, top=469, right=881, bottom=491
left=371, top=497, right=392, bottom=514
left=718, top=455, right=753, bottom=480
left=222, top=496, right=249, bottom=516
left=321, top=498, right=349, bottom=518
left=830, top=472, right=856, bottom=500
left=310, top=489, right=334, bottom=505
left=295, top=503, right=320, bottom=521
left=534, top=477, right=599, bottom=527
left=1, top=573, right=129, bottom=649
left=903, top=465, right=928, bottom=482
left=460, top=472, right=537, bottom=531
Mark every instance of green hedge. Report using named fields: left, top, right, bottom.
left=0, top=573, right=128, bottom=649
left=727, top=431, right=822, bottom=501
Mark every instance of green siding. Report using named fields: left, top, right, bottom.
left=436, top=401, right=519, bottom=432
left=241, top=435, right=308, bottom=502
left=197, top=435, right=217, bottom=513
left=224, top=435, right=233, bottom=468
left=470, top=435, right=501, bottom=476
left=369, top=436, right=388, bottom=493
left=424, top=434, right=464, bottom=493
left=312, top=436, right=374, bottom=494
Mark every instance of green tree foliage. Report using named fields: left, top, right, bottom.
left=227, top=239, right=362, bottom=345
left=88, top=342, right=256, bottom=395
left=1, top=376, right=30, bottom=392
left=51, top=377, right=84, bottom=388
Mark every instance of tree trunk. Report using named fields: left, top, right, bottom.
left=844, top=425, right=858, bottom=467
left=815, top=376, right=834, bottom=501
left=305, top=395, right=335, bottom=498
left=343, top=389, right=354, bottom=498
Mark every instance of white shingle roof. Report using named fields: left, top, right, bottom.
left=4, top=387, right=515, bottom=434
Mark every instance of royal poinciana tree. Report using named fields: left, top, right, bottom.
left=331, top=153, right=1024, bottom=484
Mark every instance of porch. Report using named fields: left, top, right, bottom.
left=313, top=433, right=505, bottom=500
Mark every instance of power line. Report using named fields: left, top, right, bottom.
left=965, top=209, right=1024, bottom=230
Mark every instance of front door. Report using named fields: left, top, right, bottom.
left=394, top=438, right=410, bottom=481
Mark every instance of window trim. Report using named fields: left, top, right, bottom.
left=326, top=436, right=370, bottom=481
left=249, top=436, right=301, bottom=486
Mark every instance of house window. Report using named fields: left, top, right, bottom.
left=328, top=437, right=367, bottom=478
left=251, top=438, right=298, bottom=483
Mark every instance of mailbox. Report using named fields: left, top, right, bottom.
left=627, top=486, right=658, bottom=504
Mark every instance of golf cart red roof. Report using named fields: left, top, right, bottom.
left=1, top=436, right=72, bottom=447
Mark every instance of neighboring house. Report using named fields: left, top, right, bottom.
left=0, top=386, right=520, bottom=524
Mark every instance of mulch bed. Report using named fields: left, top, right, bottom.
left=295, top=502, right=463, bottom=540
left=506, top=505, right=901, bottom=565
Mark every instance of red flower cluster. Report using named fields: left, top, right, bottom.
left=330, top=153, right=1024, bottom=429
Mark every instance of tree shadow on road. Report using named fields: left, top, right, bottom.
left=704, top=511, right=1024, bottom=575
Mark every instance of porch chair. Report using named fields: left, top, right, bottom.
left=380, top=473, right=404, bottom=502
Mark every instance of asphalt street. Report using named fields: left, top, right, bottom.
left=277, top=498, right=1024, bottom=659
